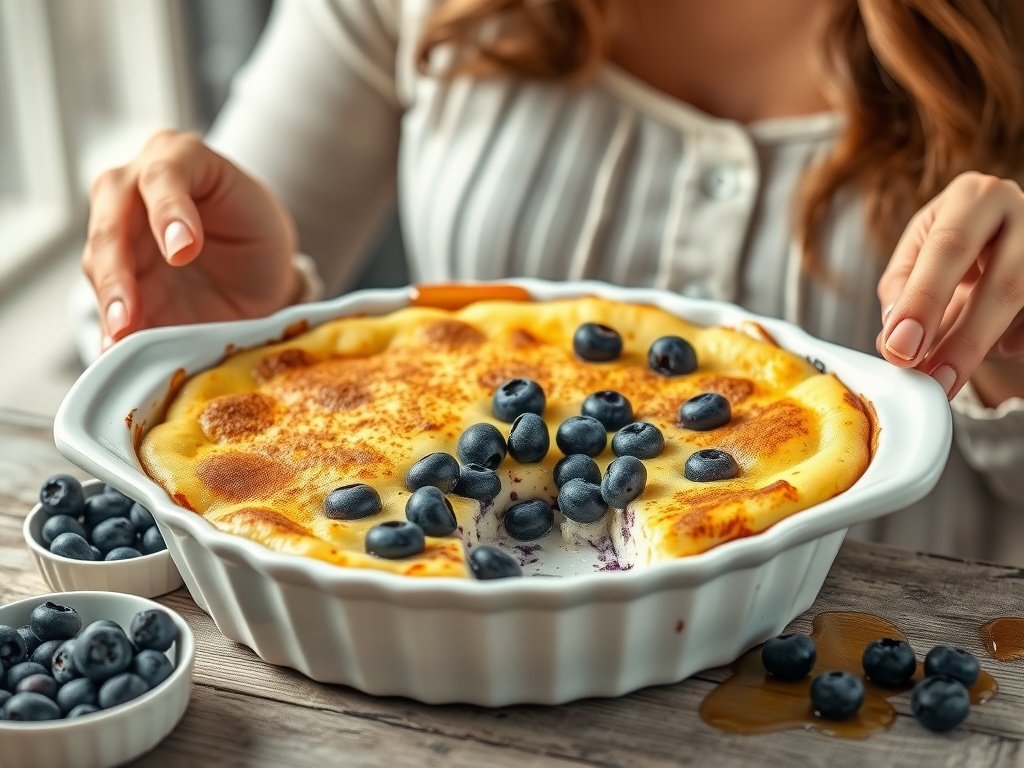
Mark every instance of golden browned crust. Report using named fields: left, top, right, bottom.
left=139, top=297, right=872, bottom=577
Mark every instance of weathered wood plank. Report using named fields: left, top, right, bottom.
left=4, top=413, right=1024, bottom=767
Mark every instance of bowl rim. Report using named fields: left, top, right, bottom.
left=0, top=590, right=195, bottom=730
left=24, top=478, right=174, bottom=568
left=53, top=278, right=953, bottom=603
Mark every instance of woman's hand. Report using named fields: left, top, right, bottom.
left=83, top=130, right=300, bottom=350
left=877, top=171, right=1024, bottom=405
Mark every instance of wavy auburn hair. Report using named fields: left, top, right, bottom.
left=419, top=0, right=1024, bottom=275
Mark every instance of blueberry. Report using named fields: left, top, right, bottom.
left=5, top=662, right=49, bottom=691
left=56, top=676, right=98, bottom=715
left=600, top=455, right=648, bottom=508
left=131, top=649, right=174, bottom=690
left=557, top=479, right=608, bottom=524
left=31, top=602, right=82, bottom=643
left=73, top=624, right=133, bottom=683
left=50, top=531, right=97, bottom=561
left=98, top=673, right=149, bottom=709
left=16, top=626, right=42, bottom=659
left=468, top=546, right=523, bottom=579
left=507, top=413, right=550, bottom=463
left=457, top=423, right=507, bottom=469
left=581, top=390, right=633, bottom=431
left=52, top=639, right=81, bottom=684
left=453, top=464, right=502, bottom=503
left=39, top=474, right=85, bottom=517
left=684, top=449, right=740, bottom=482
left=365, top=520, right=426, bottom=559
left=324, top=484, right=382, bottom=520
left=85, top=619, right=126, bottom=636
left=30, top=640, right=62, bottom=668
left=405, top=486, right=458, bottom=537
left=140, top=526, right=167, bottom=555
left=15, top=674, right=58, bottom=701
left=555, top=416, right=607, bottom=457
left=810, top=670, right=864, bottom=719
left=761, top=634, right=817, bottom=680
left=573, top=323, right=622, bottom=362
left=862, top=638, right=917, bottom=686
left=405, top=452, right=460, bottom=493
left=90, top=546, right=102, bottom=560
left=2, top=691, right=61, bottom=721
left=0, top=626, right=27, bottom=670
left=648, top=336, right=697, bottom=376
left=130, top=609, right=179, bottom=653
left=492, top=378, right=546, bottom=422
left=678, top=392, right=732, bottom=431
left=41, top=514, right=87, bottom=546
left=911, top=675, right=970, bottom=732
left=611, top=421, right=665, bottom=459
left=0, top=690, right=10, bottom=712
left=103, top=484, right=130, bottom=499
left=924, top=645, right=981, bottom=688
left=129, top=502, right=155, bottom=533
left=90, top=517, right=137, bottom=555
left=503, top=499, right=554, bottom=541
left=105, top=546, right=142, bottom=561
left=67, top=703, right=100, bottom=718
left=553, top=454, right=601, bottom=489
left=83, top=491, right=133, bottom=528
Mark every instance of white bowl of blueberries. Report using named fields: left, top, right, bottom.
left=24, top=476, right=183, bottom=598
left=0, top=592, right=194, bottom=768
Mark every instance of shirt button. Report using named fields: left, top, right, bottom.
left=702, top=166, right=739, bottom=200
left=681, top=278, right=715, bottom=299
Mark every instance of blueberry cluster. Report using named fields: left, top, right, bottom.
left=0, top=601, right=178, bottom=722
left=38, top=475, right=167, bottom=562
left=331, top=323, right=736, bottom=577
left=323, top=434, right=521, bottom=578
left=760, top=632, right=982, bottom=732
left=498, top=375, right=658, bottom=534
left=575, top=322, right=739, bottom=483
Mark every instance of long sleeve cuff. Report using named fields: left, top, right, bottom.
left=293, top=252, right=326, bottom=303
left=950, top=381, right=1024, bottom=503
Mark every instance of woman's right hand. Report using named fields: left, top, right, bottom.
left=83, top=130, right=301, bottom=350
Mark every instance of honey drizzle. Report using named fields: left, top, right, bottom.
left=699, top=612, right=997, bottom=738
left=980, top=618, right=1024, bottom=661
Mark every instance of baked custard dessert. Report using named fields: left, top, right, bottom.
left=138, top=295, right=873, bottom=579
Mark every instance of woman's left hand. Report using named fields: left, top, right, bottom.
left=877, top=171, right=1024, bottom=404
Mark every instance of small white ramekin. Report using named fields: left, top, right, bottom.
left=24, top=479, right=183, bottom=597
left=53, top=279, right=952, bottom=705
left=0, top=591, right=195, bottom=768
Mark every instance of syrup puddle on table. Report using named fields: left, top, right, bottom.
left=980, top=617, right=1024, bottom=661
left=699, top=612, right=997, bottom=739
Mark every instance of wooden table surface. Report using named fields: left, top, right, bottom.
left=3, top=407, right=1024, bottom=767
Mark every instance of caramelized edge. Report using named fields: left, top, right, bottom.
left=410, top=283, right=532, bottom=310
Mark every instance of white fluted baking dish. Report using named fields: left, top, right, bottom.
left=53, top=279, right=951, bottom=705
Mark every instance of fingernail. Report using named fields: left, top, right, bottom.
left=101, top=335, right=112, bottom=352
left=106, top=299, right=128, bottom=336
left=163, top=220, right=193, bottom=260
left=932, top=364, right=957, bottom=397
left=884, top=318, right=925, bottom=361
left=882, top=304, right=894, bottom=323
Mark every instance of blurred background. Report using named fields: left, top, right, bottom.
left=0, top=0, right=405, bottom=418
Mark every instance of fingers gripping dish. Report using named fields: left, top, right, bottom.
left=138, top=297, right=873, bottom=578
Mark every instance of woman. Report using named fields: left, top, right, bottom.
left=81, top=0, right=1024, bottom=562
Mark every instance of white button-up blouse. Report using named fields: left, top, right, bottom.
left=206, top=0, right=1024, bottom=564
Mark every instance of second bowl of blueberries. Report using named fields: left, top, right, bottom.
left=24, top=476, right=183, bottom=598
